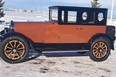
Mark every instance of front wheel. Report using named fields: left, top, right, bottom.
left=89, top=38, right=111, bottom=62
left=0, top=36, right=29, bottom=63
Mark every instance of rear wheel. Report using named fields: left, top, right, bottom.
left=89, top=38, right=111, bottom=62
left=0, top=36, right=29, bottom=63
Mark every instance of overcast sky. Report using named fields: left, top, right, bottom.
left=3, top=0, right=116, bottom=18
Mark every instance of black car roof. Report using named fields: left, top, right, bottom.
left=49, top=6, right=108, bottom=11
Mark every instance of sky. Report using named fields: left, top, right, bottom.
left=3, top=0, right=116, bottom=18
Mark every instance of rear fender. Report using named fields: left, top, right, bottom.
left=89, top=33, right=114, bottom=50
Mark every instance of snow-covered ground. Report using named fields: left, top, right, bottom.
left=0, top=47, right=116, bottom=77
left=1, top=10, right=49, bottom=22
left=0, top=10, right=116, bottom=77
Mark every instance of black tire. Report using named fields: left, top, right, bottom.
left=89, top=38, right=111, bottom=62
left=0, top=36, right=29, bottom=63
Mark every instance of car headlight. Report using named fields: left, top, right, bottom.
left=10, top=21, right=14, bottom=29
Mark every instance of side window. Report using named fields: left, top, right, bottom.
left=98, top=13, right=104, bottom=22
left=82, top=12, right=88, bottom=20
left=61, top=11, right=64, bottom=22
left=68, top=11, right=77, bottom=23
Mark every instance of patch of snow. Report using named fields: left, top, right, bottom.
left=1, top=10, right=49, bottom=22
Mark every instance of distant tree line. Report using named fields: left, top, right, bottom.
left=0, top=0, right=5, bottom=18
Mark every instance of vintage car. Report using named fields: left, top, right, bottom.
left=0, top=6, right=115, bottom=63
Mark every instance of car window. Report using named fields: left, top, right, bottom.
left=50, top=9, right=58, bottom=21
left=61, top=11, right=64, bottom=22
left=82, top=12, right=88, bottom=20
left=68, top=11, right=77, bottom=23
left=98, top=13, right=104, bottom=22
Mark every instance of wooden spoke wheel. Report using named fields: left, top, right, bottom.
left=89, top=38, right=110, bottom=62
left=0, top=36, right=29, bottom=63
left=92, top=42, right=108, bottom=59
left=4, top=40, right=25, bottom=61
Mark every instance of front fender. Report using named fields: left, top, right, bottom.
left=0, top=32, right=25, bottom=40
left=0, top=32, right=34, bottom=49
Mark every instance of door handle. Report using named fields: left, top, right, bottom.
left=75, top=28, right=79, bottom=30
left=80, top=28, right=83, bottom=30
left=75, top=28, right=83, bottom=30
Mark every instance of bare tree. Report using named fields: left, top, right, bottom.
left=91, top=0, right=101, bottom=8
left=0, top=0, right=5, bottom=18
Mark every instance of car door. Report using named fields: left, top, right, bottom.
left=57, top=24, right=86, bottom=43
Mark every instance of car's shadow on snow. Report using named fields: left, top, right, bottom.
left=43, top=51, right=89, bottom=57
left=26, top=50, right=89, bottom=62
left=0, top=50, right=89, bottom=63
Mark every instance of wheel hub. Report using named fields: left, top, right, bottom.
left=98, top=48, right=103, bottom=53
left=13, top=49, right=17, bottom=52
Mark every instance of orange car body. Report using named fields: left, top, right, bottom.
left=14, top=22, right=106, bottom=44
